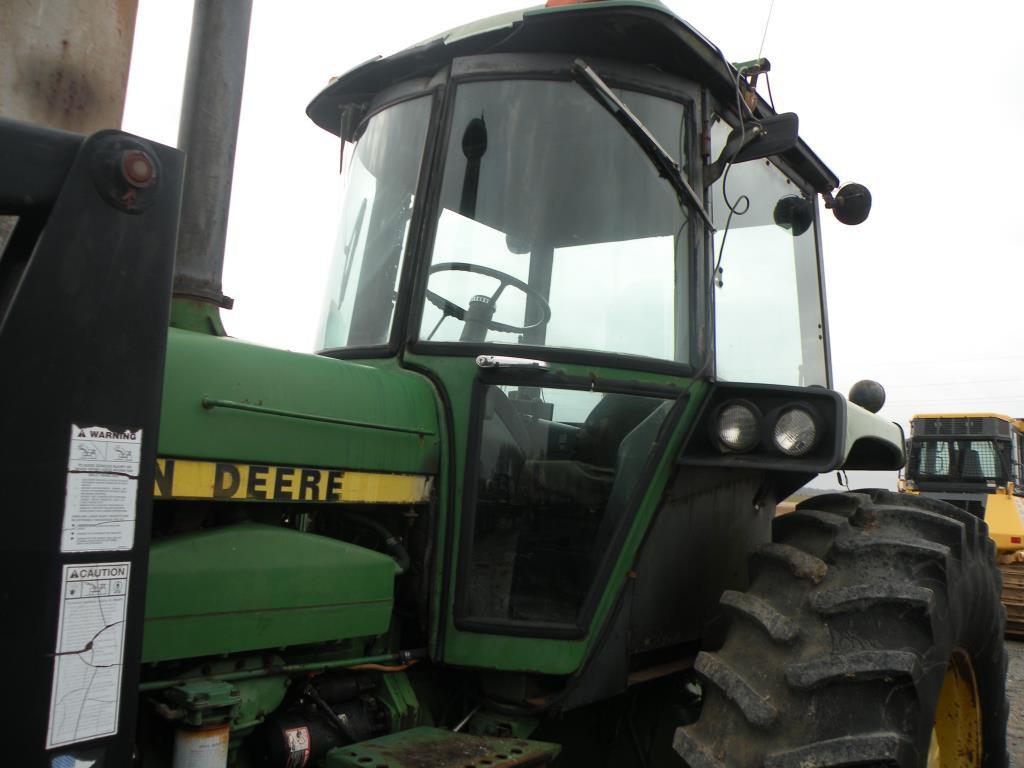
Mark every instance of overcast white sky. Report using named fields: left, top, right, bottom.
left=123, top=1, right=1024, bottom=489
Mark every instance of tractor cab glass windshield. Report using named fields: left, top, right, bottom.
left=419, top=79, right=693, bottom=364
left=318, top=97, right=432, bottom=350
left=708, top=117, right=828, bottom=387
left=907, top=439, right=1011, bottom=486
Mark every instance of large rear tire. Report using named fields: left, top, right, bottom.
left=674, top=490, right=1008, bottom=768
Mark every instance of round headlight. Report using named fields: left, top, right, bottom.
left=772, top=407, right=817, bottom=456
left=717, top=403, right=760, bottom=452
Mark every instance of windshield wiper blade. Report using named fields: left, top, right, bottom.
left=571, top=58, right=715, bottom=232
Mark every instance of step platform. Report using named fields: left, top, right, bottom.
left=327, top=726, right=560, bottom=768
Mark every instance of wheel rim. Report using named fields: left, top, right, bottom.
left=928, top=648, right=982, bottom=768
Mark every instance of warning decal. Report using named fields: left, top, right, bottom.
left=284, top=726, right=311, bottom=768
left=154, top=458, right=431, bottom=505
left=47, top=562, right=130, bottom=749
left=61, top=425, right=142, bottom=553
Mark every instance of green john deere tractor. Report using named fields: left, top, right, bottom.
left=1, top=1, right=1009, bottom=767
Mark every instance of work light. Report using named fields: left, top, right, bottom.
left=772, top=407, right=817, bottom=456
left=716, top=402, right=760, bottom=452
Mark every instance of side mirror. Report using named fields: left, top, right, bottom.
left=705, top=112, right=800, bottom=186
left=829, top=182, right=872, bottom=225
left=849, top=379, right=885, bottom=413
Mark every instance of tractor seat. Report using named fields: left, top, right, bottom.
left=962, top=447, right=983, bottom=479
left=577, top=393, right=662, bottom=467
left=588, top=399, right=673, bottom=574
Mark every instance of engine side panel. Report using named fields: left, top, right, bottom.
left=143, top=523, right=398, bottom=662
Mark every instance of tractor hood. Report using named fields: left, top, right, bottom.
left=157, top=328, right=440, bottom=475
left=307, top=0, right=840, bottom=193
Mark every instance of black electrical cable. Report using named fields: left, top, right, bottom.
left=712, top=51, right=754, bottom=291
left=304, top=683, right=361, bottom=742
left=713, top=162, right=750, bottom=286
left=678, top=53, right=755, bottom=393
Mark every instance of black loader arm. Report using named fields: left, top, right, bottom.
left=0, top=117, right=184, bottom=766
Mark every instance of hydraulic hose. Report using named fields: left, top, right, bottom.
left=342, top=512, right=411, bottom=575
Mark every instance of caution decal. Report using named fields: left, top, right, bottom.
left=154, top=458, right=431, bottom=504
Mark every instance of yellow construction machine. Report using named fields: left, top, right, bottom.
left=901, top=413, right=1024, bottom=635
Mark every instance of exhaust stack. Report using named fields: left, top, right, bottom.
left=173, top=0, right=253, bottom=328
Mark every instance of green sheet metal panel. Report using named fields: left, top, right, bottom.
left=142, top=523, right=397, bottom=662
left=158, top=329, right=440, bottom=475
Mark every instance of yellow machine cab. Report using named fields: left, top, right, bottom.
left=902, top=412, right=1024, bottom=551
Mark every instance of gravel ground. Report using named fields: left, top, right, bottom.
left=1009, top=640, right=1024, bottom=767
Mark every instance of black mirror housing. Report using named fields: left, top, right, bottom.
left=830, top=182, right=872, bottom=225
left=705, top=112, right=800, bottom=186
left=731, top=112, right=799, bottom=163
left=849, top=379, right=886, bottom=413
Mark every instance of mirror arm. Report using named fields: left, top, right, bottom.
left=703, top=123, right=765, bottom=187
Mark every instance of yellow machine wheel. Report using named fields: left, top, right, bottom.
left=929, top=649, right=982, bottom=768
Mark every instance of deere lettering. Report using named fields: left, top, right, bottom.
left=214, top=463, right=240, bottom=497
left=154, top=459, right=174, bottom=497
left=246, top=465, right=269, bottom=499
left=153, top=458, right=431, bottom=505
left=299, top=468, right=321, bottom=500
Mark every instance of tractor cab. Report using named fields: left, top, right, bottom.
left=307, top=0, right=900, bottom=677
left=314, top=11, right=833, bottom=391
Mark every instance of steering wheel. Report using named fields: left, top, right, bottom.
left=425, top=262, right=552, bottom=338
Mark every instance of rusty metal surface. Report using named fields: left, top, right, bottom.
left=326, top=726, right=559, bottom=768
left=1002, top=562, right=1024, bottom=639
left=1009, top=640, right=1024, bottom=768
left=0, top=0, right=139, bottom=132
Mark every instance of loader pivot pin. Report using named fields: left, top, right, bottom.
left=121, top=149, right=156, bottom=188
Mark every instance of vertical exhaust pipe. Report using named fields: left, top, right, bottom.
left=173, top=0, right=253, bottom=321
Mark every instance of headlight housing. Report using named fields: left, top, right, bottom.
left=714, top=401, right=761, bottom=452
left=679, top=383, right=843, bottom=472
left=772, top=407, right=818, bottom=456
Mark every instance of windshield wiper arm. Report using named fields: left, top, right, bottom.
left=571, top=58, right=715, bottom=232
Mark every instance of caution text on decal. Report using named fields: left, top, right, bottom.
left=154, top=458, right=431, bottom=505
left=47, top=561, right=130, bottom=748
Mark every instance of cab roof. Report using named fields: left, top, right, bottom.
left=913, top=413, right=1024, bottom=425
left=306, top=0, right=841, bottom=192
